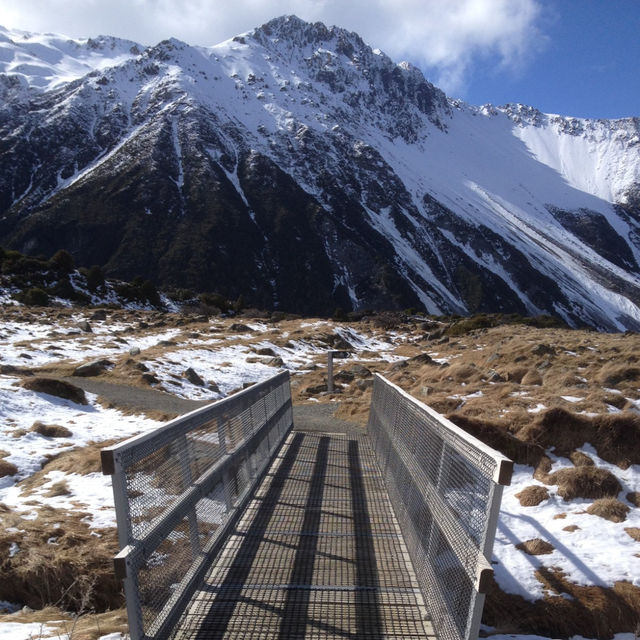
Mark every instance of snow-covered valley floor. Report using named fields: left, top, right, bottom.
left=0, top=306, right=638, bottom=640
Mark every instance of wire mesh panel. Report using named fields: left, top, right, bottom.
left=102, top=372, right=293, bottom=640
left=367, top=375, right=512, bottom=640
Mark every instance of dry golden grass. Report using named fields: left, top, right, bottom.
left=516, top=539, right=555, bottom=555
left=586, top=498, right=630, bottom=523
left=545, top=466, right=622, bottom=501
left=31, top=421, right=73, bottom=438
left=5, top=310, right=640, bottom=638
left=484, top=569, right=640, bottom=639
left=515, top=485, right=550, bottom=506
left=0, top=606, right=128, bottom=640
left=0, top=459, right=18, bottom=477
left=0, top=505, right=121, bottom=611
left=625, top=528, right=640, bottom=542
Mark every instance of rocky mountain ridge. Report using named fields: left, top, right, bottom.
left=0, top=16, right=639, bottom=329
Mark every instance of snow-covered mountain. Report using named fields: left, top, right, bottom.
left=1, top=16, right=639, bottom=330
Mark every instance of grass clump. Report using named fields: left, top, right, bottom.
left=546, top=466, right=621, bottom=501
left=0, top=459, right=18, bottom=478
left=515, top=485, right=549, bottom=506
left=516, top=538, right=555, bottom=555
left=31, top=421, right=73, bottom=438
left=586, top=498, right=630, bottom=522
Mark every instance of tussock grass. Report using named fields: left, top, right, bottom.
left=0, top=606, right=128, bottom=640
left=31, top=421, right=73, bottom=438
left=545, top=466, right=621, bottom=501
left=586, top=498, right=630, bottom=522
left=484, top=570, right=640, bottom=639
left=515, top=485, right=550, bottom=506
left=519, top=408, right=640, bottom=469
left=0, top=506, right=121, bottom=611
left=516, top=538, right=554, bottom=555
left=0, top=459, right=18, bottom=477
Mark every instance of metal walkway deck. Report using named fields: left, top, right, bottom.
left=171, top=430, right=436, bottom=640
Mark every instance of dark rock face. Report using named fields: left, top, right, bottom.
left=0, top=16, right=639, bottom=329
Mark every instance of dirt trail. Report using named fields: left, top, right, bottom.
left=63, top=376, right=365, bottom=434
left=292, top=402, right=365, bottom=434
left=62, top=377, right=209, bottom=416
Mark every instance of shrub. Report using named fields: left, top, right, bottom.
left=19, top=287, right=49, bottom=306
left=49, top=249, right=75, bottom=274
left=86, top=265, right=105, bottom=291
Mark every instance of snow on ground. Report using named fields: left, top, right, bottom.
left=0, top=623, right=127, bottom=640
left=1, top=311, right=639, bottom=640
left=495, top=449, right=640, bottom=601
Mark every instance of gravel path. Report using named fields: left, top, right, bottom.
left=63, top=376, right=365, bottom=434
left=292, top=402, right=366, bottom=435
left=62, top=377, right=209, bottom=415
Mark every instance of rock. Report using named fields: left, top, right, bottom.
left=78, top=321, right=92, bottom=333
left=229, top=323, right=253, bottom=333
left=409, top=353, right=437, bottom=366
left=141, top=373, right=159, bottom=385
left=390, top=360, right=408, bottom=372
left=138, top=321, right=149, bottom=329
left=334, top=370, right=355, bottom=383
left=0, top=364, right=18, bottom=374
left=129, top=346, right=141, bottom=356
left=90, top=309, right=107, bottom=321
left=183, top=367, right=205, bottom=386
left=348, top=364, right=372, bottom=378
left=532, top=343, right=556, bottom=356
left=72, top=359, right=113, bottom=377
left=208, top=381, right=220, bottom=393
left=306, top=383, right=328, bottom=394
left=356, top=378, right=374, bottom=391
left=267, top=357, right=284, bottom=367
left=256, top=347, right=277, bottom=357
left=486, top=369, right=505, bottom=383
left=21, top=377, right=87, bottom=405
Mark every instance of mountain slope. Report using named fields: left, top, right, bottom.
left=0, top=16, right=639, bottom=328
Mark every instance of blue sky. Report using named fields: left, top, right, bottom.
left=0, top=0, right=637, bottom=119
left=455, top=0, right=640, bottom=118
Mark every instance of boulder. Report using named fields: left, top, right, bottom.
left=72, top=359, right=113, bottom=377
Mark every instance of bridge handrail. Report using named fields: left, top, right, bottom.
left=101, top=371, right=293, bottom=640
left=367, top=374, right=512, bottom=640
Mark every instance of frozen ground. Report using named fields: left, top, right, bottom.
left=0, top=308, right=639, bottom=639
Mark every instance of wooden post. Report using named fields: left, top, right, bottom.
left=327, top=350, right=335, bottom=393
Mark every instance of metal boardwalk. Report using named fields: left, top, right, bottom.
left=171, top=430, right=436, bottom=640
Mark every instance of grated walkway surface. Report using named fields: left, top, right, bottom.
left=172, top=430, right=436, bottom=639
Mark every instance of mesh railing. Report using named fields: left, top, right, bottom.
left=101, top=371, right=293, bottom=640
left=367, top=374, right=512, bottom=640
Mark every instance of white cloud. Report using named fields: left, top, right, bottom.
left=0, top=0, right=546, bottom=94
